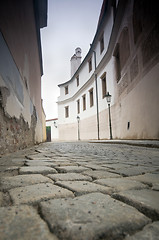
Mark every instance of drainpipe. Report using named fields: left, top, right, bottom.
left=93, top=50, right=100, bottom=140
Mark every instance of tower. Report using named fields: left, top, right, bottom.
left=70, top=47, right=82, bottom=77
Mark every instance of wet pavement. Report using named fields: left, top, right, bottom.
left=0, top=141, right=159, bottom=240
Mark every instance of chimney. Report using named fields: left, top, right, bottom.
left=70, top=48, right=82, bottom=77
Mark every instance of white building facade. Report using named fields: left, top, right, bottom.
left=46, top=118, right=59, bottom=141
left=57, top=0, right=159, bottom=141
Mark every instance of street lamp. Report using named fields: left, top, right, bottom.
left=77, top=116, right=80, bottom=141
left=105, top=92, right=113, bottom=140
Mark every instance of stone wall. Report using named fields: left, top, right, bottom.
left=0, top=87, right=37, bottom=156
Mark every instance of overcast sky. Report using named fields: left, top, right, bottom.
left=41, top=0, right=103, bottom=120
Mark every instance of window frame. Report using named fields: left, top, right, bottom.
left=65, top=106, right=69, bottom=118
left=100, top=33, right=104, bottom=54
left=88, top=57, right=92, bottom=72
left=82, top=94, right=86, bottom=111
left=113, top=43, right=121, bottom=82
left=65, top=86, right=68, bottom=95
left=77, top=99, right=80, bottom=114
left=101, top=72, right=107, bottom=98
left=76, top=75, right=79, bottom=87
left=89, top=88, right=94, bottom=107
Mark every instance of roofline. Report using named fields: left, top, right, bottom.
left=33, top=0, right=48, bottom=76
left=46, top=118, right=58, bottom=122
left=58, top=0, right=108, bottom=87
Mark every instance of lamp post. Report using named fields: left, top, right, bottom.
left=105, top=92, right=113, bottom=140
left=77, top=116, right=80, bottom=141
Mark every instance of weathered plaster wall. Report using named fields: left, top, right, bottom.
left=0, top=86, right=37, bottom=156
left=0, top=0, right=46, bottom=155
left=0, top=0, right=42, bottom=120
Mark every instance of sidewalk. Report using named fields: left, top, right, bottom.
left=0, top=141, right=159, bottom=239
left=89, top=139, right=159, bottom=148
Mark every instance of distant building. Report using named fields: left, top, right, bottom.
left=57, top=0, right=159, bottom=140
left=0, top=0, right=47, bottom=155
left=46, top=118, right=58, bottom=141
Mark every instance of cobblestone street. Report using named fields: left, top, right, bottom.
left=0, top=141, right=159, bottom=240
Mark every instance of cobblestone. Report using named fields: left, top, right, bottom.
left=9, top=183, right=74, bottom=205
left=55, top=165, right=89, bottom=173
left=0, top=141, right=159, bottom=239
left=47, top=173, right=92, bottom=181
left=24, top=160, right=57, bottom=166
left=110, top=166, right=156, bottom=176
left=83, top=170, right=121, bottom=179
left=125, top=221, right=159, bottom=240
left=0, top=205, right=58, bottom=240
left=0, top=174, right=52, bottom=190
left=56, top=180, right=112, bottom=196
left=113, top=189, right=159, bottom=220
left=94, top=178, right=148, bottom=192
left=19, top=166, right=57, bottom=174
left=40, top=192, right=150, bottom=240
left=127, top=173, right=159, bottom=186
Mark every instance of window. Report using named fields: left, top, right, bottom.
left=101, top=72, right=107, bottom=98
left=65, top=86, right=68, bottom=95
left=77, top=99, right=80, bottom=114
left=82, top=94, right=86, bottom=111
left=113, top=43, right=121, bottom=82
left=89, top=88, right=94, bottom=107
left=119, top=27, right=130, bottom=69
left=65, top=106, right=69, bottom=118
left=88, top=57, right=92, bottom=72
left=76, top=75, right=79, bottom=86
left=100, top=33, right=104, bottom=54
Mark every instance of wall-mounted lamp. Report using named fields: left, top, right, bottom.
left=54, top=121, right=57, bottom=128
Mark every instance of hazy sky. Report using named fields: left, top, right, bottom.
left=41, top=0, right=103, bottom=120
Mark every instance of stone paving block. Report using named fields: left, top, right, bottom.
left=9, top=183, right=74, bottom=205
left=26, top=155, right=50, bottom=160
left=47, top=161, right=78, bottom=167
left=55, top=166, right=89, bottom=173
left=110, top=166, right=156, bottom=177
left=5, top=166, right=19, bottom=172
left=152, top=183, right=159, bottom=190
left=0, top=205, right=58, bottom=240
left=40, top=192, right=150, bottom=240
left=19, top=166, right=57, bottom=175
left=102, top=163, right=132, bottom=170
left=126, top=173, right=159, bottom=186
left=0, top=192, right=3, bottom=206
left=0, top=174, right=53, bottom=190
left=94, top=178, right=148, bottom=192
left=56, top=180, right=112, bottom=196
left=82, top=170, right=121, bottom=179
left=11, top=158, right=26, bottom=165
left=25, top=160, right=57, bottom=167
left=80, top=163, right=110, bottom=171
left=125, top=221, right=159, bottom=240
left=48, top=173, right=92, bottom=181
left=113, top=189, right=159, bottom=221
